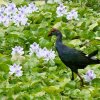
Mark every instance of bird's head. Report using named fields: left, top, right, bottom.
left=48, top=28, right=60, bottom=37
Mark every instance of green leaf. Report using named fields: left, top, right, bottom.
left=44, top=86, right=61, bottom=93
left=53, top=22, right=62, bottom=29
left=49, top=66, right=57, bottom=71
left=12, top=0, right=24, bottom=4
left=39, top=37, right=50, bottom=47
left=34, top=91, right=45, bottom=97
left=0, top=63, right=9, bottom=72
left=0, top=0, right=7, bottom=5
left=66, top=81, right=76, bottom=89
left=88, top=22, right=98, bottom=31
left=92, top=78, right=100, bottom=87
left=69, top=39, right=82, bottom=46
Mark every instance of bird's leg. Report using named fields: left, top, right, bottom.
left=76, top=72, right=84, bottom=86
left=71, top=71, right=74, bottom=80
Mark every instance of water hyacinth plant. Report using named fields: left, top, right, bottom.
left=29, top=42, right=56, bottom=61
left=0, top=1, right=100, bottom=99
left=56, top=3, right=78, bottom=20
left=0, top=2, right=38, bottom=27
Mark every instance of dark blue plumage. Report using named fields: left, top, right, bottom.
left=48, top=28, right=100, bottom=85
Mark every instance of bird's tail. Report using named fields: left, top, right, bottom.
left=88, top=50, right=98, bottom=58
left=92, top=59, right=100, bottom=64
left=88, top=50, right=100, bottom=64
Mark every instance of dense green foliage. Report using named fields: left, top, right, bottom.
left=0, top=1, right=100, bottom=99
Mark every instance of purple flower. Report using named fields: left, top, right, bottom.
left=29, top=42, right=56, bottom=61
left=66, top=9, right=78, bottom=20
left=4, top=3, right=18, bottom=15
left=29, top=42, right=40, bottom=55
left=0, top=2, right=38, bottom=27
left=18, top=6, right=27, bottom=14
left=15, top=69, right=23, bottom=77
left=11, top=46, right=24, bottom=56
left=9, top=63, right=23, bottom=77
left=56, top=3, right=67, bottom=17
left=28, top=3, right=38, bottom=13
left=84, top=70, right=96, bottom=82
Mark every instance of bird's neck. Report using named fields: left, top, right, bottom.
left=56, top=32, right=62, bottom=43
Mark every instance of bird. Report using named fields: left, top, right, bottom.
left=48, top=28, right=100, bottom=86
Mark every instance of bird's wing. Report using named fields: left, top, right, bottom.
left=62, top=45, right=98, bottom=60
left=60, top=45, right=91, bottom=66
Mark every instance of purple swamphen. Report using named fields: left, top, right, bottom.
left=48, top=28, right=100, bottom=86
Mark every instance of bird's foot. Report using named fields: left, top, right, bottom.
left=71, top=77, right=74, bottom=80
left=80, top=79, right=84, bottom=87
